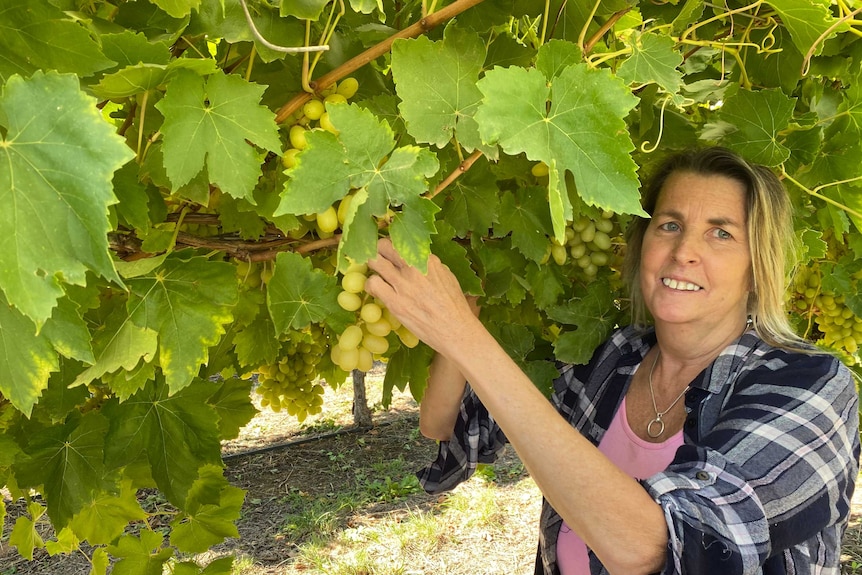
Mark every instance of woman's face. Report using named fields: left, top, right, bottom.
left=639, top=171, right=752, bottom=332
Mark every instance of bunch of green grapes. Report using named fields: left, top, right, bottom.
left=281, top=78, right=360, bottom=240
left=543, top=211, right=621, bottom=280
left=789, top=265, right=862, bottom=361
left=255, top=324, right=329, bottom=421
left=330, top=261, right=419, bottom=372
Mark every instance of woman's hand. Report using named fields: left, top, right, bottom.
left=365, top=238, right=481, bottom=356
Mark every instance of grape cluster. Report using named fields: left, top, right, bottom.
left=330, top=261, right=419, bottom=372
left=543, top=211, right=621, bottom=279
left=255, top=324, right=329, bottom=421
left=789, top=266, right=862, bottom=361
left=282, top=78, right=360, bottom=240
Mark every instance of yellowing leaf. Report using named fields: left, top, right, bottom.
left=0, top=71, right=132, bottom=325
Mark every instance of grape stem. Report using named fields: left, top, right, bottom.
left=274, top=0, right=488, bottom=124
left=428, top=149, right=484, bottom=199
left=781, top=169, right=862, bottom=221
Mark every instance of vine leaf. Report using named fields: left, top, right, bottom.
left=617, top=32, right=684, bottom=105
left=276, top=104, right=440, bottom=270
left=769, top=0, right=848, bottom=58
left=0, top=1, right=115, bottom=81
left=71, top=307, right=158, bottom=398
left=494, top=187, right=554, bottom=263
left=267, top=252, right=351, bottom=334
left=383, top=344, right=435, bottom=407
left=107, top=529, right=174, bottom=575
left=0, top=71, right=132, bottom=326
left=434, top=156, right=500, bottom=238
left=150, top=0, right=201, bottom=19
left=103, top=377, right=223, bottom=506
left=170, top=465, right=244, bottom=553
left=68, top=480, right=148, bottom=545
left=716, top=88, right=795, bottom=166
left=93, top=59, right=219, bottom=99
left=156, top=69, right=281, bottom=202
left=391, top=27, right=492, bottom=154
left=207, top=378, right=257, bottom=440
left=475, top=62, right=643, bottom=243
left=14, top=412, right=110, bottom=530
left=0, top=292, right=58, bottom=417
left=8, top=502, right=46, bottom=560
left=125, top=255, right=237, bottom=395
left=547, top=279, right=621, bottom=364
left=42, top=297, right=96, bottom=365
left=280, top=0, right=330, bottom=19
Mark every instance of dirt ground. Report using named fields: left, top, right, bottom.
left=0, top=374, right=536, bottom=575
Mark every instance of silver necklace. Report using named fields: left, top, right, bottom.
left=646, top=350, right=689, bottom=438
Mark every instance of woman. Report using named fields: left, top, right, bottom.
left=365, top=147, right=859, bottom=574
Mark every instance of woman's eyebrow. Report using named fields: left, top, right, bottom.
left=652, top=209, right=743, bottom=228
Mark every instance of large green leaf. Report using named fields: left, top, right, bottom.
left=14, top=412, right=110, bottom=529
left=267, top=252, right=350, bottom=333
left=717, top=88, right=796, bottom=166
left=474, top=62, right=644, bottom=243
left=0, top=292, right=58, bottom=416
left=0, top=0, right=115, bottom=81
left=126, top=255, right=237, bottom=394
left=103, top=376, right=223, bottom=505
left=0, top=71, right=132, bottom=325
left=155, top=69, right=281, bottom=201
left=391, top=27, right=488, bottom=151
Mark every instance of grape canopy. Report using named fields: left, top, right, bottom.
left=1, top=0, right=861, bottom=572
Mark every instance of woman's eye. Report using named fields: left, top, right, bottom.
left=714, top=228, right=732, bottom=239
left=659, top=222, right=680, bottom=232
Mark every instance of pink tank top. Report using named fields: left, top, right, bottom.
left=556, top=395, right=684, bottom=574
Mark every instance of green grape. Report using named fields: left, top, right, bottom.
left=365, top=317, right=392, bottom=337
left=342, top=272, right=366, bottom=294
left=339, top=324, right=364, bottom=350
left=282, top=148, right=301, bottom=169
left=316, top=206, right=339, bottom=234
left=324, top=93, right=348, bottom=106
left=360, top=302, right=383, bottom=323
left=302, top=99, right=325, bottom=121
left=319, top=112, right=338, bottom=134
left=289, top=125, right=309, bottom=150
left=338, top=290, right=362, bottom=312
left=362, top=332, right=389, bottom=355
left=336, top=77, right=359, bottom=99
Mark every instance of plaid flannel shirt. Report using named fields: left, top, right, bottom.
left=417, top=325, right=860, bottom=574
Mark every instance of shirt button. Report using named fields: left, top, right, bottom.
left=695, top=471, right=710, bottom=481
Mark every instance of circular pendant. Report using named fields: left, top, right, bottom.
left=647, top=417, right=665, bottom=438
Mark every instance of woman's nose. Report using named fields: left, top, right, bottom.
left=671, top=233, right=701, bottom=264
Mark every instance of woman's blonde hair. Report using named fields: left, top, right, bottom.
left=623, top=147, right=809, bottom=351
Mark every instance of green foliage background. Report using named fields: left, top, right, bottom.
left=1, top=0, right=861, bottom=572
